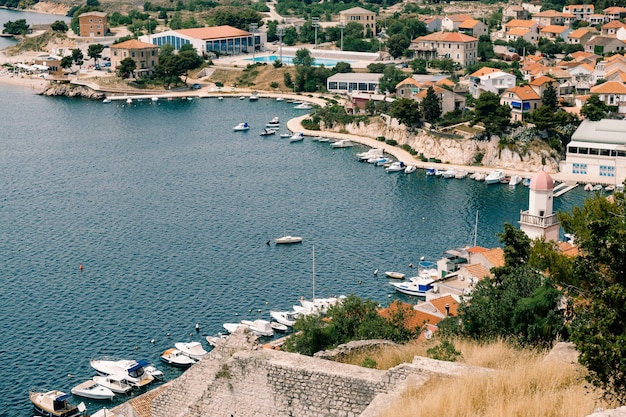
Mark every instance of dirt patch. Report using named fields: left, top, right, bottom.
left=30, top=1, right=71, bottom=16
left=206, top=64, right=296, bottom=92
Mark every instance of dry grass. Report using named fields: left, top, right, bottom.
left=206, top=64, right=296, bottom=92
left=339, top=338, right=612, bottom=417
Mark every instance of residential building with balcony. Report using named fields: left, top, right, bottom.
left=78, top=12, right=107, bottom=37
left=338, top=7, right=376, bottom=36
left=500, top=85, right=541, bottom=121
left=110, top=39, right=159, bottom=76
left=410, top=32, right=478, bottom=67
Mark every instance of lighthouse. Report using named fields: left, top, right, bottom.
left=519, top=170, right=560, bottom=241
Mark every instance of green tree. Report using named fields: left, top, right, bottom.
left=177, top=44, right=203, bottom=83
left=542, top=82, right=558, bottom=109
left=422, top=86, right=441, bottom=123
left=378, top=65, right=409, bottom=94
left=386, top=33, right=410, bottom=59
left=50, top=20, right=68, bottom=33
left=558, top=193, right=626, bottom=402
left=87, top=43, right=105, bottom=66
left=3, top=19, right=28, bottom=35
left=581, top=94, right=608, bottom=121
left=117, top=57, right=136, bottom=78
left=409, top=58, right=427, bottom=74
left=60, top=55, right=74, bottom=70
left=333, top=62, right=352, bottom=73
left=472, top=91, right=511, bottom=137
left=207, top=6, right=263, bottom=31
left=390, top=98, right=421, bottom=129
left=71, top=48, right=84, bottom=68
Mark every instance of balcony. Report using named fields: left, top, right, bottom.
left=519, top=211, right=559, bottom=228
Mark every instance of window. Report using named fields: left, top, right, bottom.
left=600, top=165, right=615, bottom=177
left=590, top=148, right=599, bottom=155
left=568, top=146, right=578, bottom=154
left=573, top=163, right=588, bottom=174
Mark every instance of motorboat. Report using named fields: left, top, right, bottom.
left=260, top=128, right=277, bottom=136
left=389, top=275, right=434, bottom=297
left=71, top=380, right=115, bottom=400
left=151, top=97, right=158, bottom=102
left=239, top=95, right=245, bottom=100
left=435, top=169, right=445, bottom=176
left=500, top=176, right=511, bottom=184
left=294, top=102, right=313, bottom=109
left=217, top=96, right=224, bottom=100
left=357, top=148, right=383, bottom=161
left=385, top=161, right=406, bottom=172
left=126, top=98, right=132, bottom=104
left=522, top=177, right=531, bottom=186
left=289, top=132, right=304, bottom=142
left=270, top=322, right=288, bottom=332
left=206, top=333, right=229, bottom=347
left=317, top=137, right=330, bottom=143
left=279, top=132, right=291, bottom=138
left=385, top=271, right=405, bottom=279
left=233, top=122, right=250, bottom=131
left=373, top=157, right=392, bottom=166
left=584, top=183, right=593, bottom=191
left=274, top=235, right=303, bottom=244
left=269, top=310, right=299, bottom=327
left=485, top=170, right=506, bottom=184
left=89, top=359, right=154, bottom=387
left=455, top=170, right=468, bottom=179
left=275, top=97, right=284, bottom=101
left=144, top=365, right=164, bottom=381
left=593, top=184, right=603, bottom=191
left=223, top=322, right=245, bottom=334
left=174, top=341, right=208, bottom=360
left=240, top=319, right=274, bottom=337
left=330, top=139, right=353, bottom=148
left=442, top=167, right=456, bottom=179
left=425, top=167, right=436, bottom=176
left=102, top=98, right=111, bottom=103
left=509, top=175, right=522, bottom=186
left=160, top=348, right=197, bottom=367
left=404, top=165, right=416, bottom=174
left=249, top=91, right=259, bottom=101
left=30, top=390, right=82, bottom=417
left=267, top=116, right=280, bottom=126
left=606, top=185, right=616, bottom=192
left=92, top=375, right=133, bottom=395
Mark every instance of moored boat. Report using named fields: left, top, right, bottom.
left=485, top=170, right=506, bottom=184
left=174, top=341, right=208, bottom=360
left=233, top=122, right=250, bottom=131
left=425, top=167, right=436, bottom=176
left=389, top=275, right=434, bottom=297
left=269, top=310, right=299, bottom=327
left=260, top=128, right=277, bottom=136
left=89, top=359, right=154, bottom=387
left=330, top=139, right=353, bottom=148
left=92, top=375, right=133, bottom=395
left=71, top=380, right=115, bottom=401
left=289, top=132, right=304, bottom=142
left=267, top=116, right=280, bottom=126
left=241, top=319, right=274, bottom=337
left=455, top=170, right=468, bottom=179
left=404, top=165, right=416, bottom=174
left=357, top=148, right=384, bottom=161
left=385, top=271, right=405, bottom=279
left=385, top=161, right=406, bottom=172
left=160, top=348, right=197, bottom=367
left=294, top=102, right=313, bottom=109
left=270, top=322, right=288, bottom=332
left=206, top=333, right=229, bottom=347
left=442, top=167, right=456, bottom=179
left=509, top=175, right=522, bottom=186
left=29, top=390, right=82, bottom=417
left=275, top=235, right=303, bottom=244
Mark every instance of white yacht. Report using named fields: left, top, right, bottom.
left=160, top=348, right=197, bottom=368
left=269, top=310, right=299, bottom=327
left=274, top=235, right=303, bottom=244
left=330, top=139, right=353, bottom=148
left=90, top=359, right=154, bottom=387
left=233, top=122, right=250, bottom=131
left=92, top=375, right=133, bottom=395
left=485, top=170, right=506, bottom=184
left=240, top=319, right=274, bottom=337
left=71, top=380, right=115, bottom=400
left=174, top=342, right=208, bottom=360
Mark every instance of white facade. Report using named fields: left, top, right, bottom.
left=326, top=73, right=382, bottom=94
left=519, top=171, right=560, bottom=242
left=469, top=70, right=516, bottom=98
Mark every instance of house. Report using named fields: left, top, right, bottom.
left=585, top=35, right=626, bottom=56
left=566, top=62, right=595, bottom=92
left=601, top=20, right=626, bottom=37
left=501, top=85, right=542, bottom=121
left=587, top=14, right=607, bottom=25
left=603, top=6, right=626, bottom=21
left=326, top=72, right=382, bottom=94
left=77, top=12, right=107, bottom=37
left=378, top=300, right=449, bottom=339
left=562, top=119, right=626, bottom=184
left=34, top=56, right=63, bottom=78
left=563, top=4, right=594, bottom=21
left=505, top=27, right=537, bottom=43
left=414, top=84, right=465, bottom=115
left=441, top=14, right=473, bottom=31
left=110, top=39, right=159, bottom=77
left=594, top=54, right=626, bottom=83
left=503, top=4, right=530, bottom=21
left=539, top=25, right=570, bottom=41
left=567, top=28, right=598, bottom=45
left=338, top=7, right=376, bottom=36
left=419, top=16, right=442, bottom=33
left=529, top=74, right=560, bottom=97
left=458, top=19, right=488, bottom=38
left=410, top=32, right=478, bottom=67
left=347, top=92, right=388, bottom=113
left=533, top=10, right=565, bottom=27
left=469, top=67, right=516, bottom=98
left=590, top=81, right=626, bottom=113
left=141, top=25, right=263, bottom=56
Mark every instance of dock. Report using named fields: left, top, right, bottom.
left=553, top=182, right=578, bottom=197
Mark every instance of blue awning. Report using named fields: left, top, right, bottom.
left=56, top=394, right=71, bottom=401
left=128, top=359, right=150, bottom=372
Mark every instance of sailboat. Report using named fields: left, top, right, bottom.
left=297, top=246, right=343, bottom=315
left=274, top=218, right=302, bottom=244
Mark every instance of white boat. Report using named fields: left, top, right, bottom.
left=29, top=390, right=82, bottom=417
left=509, top=175, right=522, bottom=186
left=279, top=132, right=291, bottom=138
left=455, top=170, right=468, bottom=179
left=374, top=157, right=392, bottom=166
left=249, top=92, right=259, bottom=101
left=593, top=184, right=603, bottom=191
left=274, top=235, right=303, bottom=244
left=606, top=185, right=616, bottom=192
left=435, top=169, right=445, bottom=176
left=357, top=148, right=383, bottom=161
left=385, top=271, right=405, bottom=279
left=442, top=167, right=456, bottom=179
left=102, top=98, right=111, bottom=103
left=294, top=102, right=313, bottom=109
left=522, top=177, right=531, bottom=186
left=425, top=167, right=436, bottom=176
left=275, top=97, right=284, bottom=101
left=389, top=275, right=434, bottom=297
left=144, top=365, right=164, bottom=380
left=217, top=96, right=224, bottom=100
left=270, top=322, right=288, bottom=332
left=473, top=172, right=486, bottom=181
left=71, top=380, right=115, bottom=400
left=584, top=183, right=593, bottom=191
left=151, top=97, right=158, bottom=102
left=330, top=139, right=353, bottom=148
left=174, top=342, right=208, bottom=360
left=241, top=319, right=274, bottom=337
left=89, top=359, right=154, bottom=387
left=485, top=170, right=506, bottom=184
left=267, top=116, right=280, bottom=126
left=206, top=333, right=228, bottom=347
left=233, top=122, right=250, bottom=131
left=269, top=310, right=299, bottom=327
left=92, top=375, right=133, bottom=395
left=223, top=322, right=245, bottom=333
left=260, top=128, right=276, bottom=136
left=385, top=161, right=406, bottom=172
left=126, top=98, right=132, bottom=104
left=160, top=348, right=197, bottom=367
left=404, top=165, right=416, bottom=174
left=289, top=132, right=304, bottom=142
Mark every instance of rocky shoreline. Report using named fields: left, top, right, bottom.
left=39, top=83, right=106, bottom=99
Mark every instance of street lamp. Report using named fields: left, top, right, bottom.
left=249, top=23, right=258, bottom=61
left=338, top=22, right=345, bottom=51
left=312, top=17, right=320, bottom=49
left=277, top=26, right=285, bottom=63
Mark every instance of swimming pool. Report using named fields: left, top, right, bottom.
left=246, top=55, right=354, bottom=67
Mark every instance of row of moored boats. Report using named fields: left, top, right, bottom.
left=427, top=167, right=528, bottom=186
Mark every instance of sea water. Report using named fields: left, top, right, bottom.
left=0, top=84, right=588, bottom=416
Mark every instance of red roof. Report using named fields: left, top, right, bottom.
left=413, top=31, right=477, bottom=43
left=530, top=170, right=554, bottom=191
left=176, top=25, right=250, bottom=40
left=111, top=39, right=157, bottom=49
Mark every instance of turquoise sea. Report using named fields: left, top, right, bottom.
left=0, top=83, right=589, bottom=417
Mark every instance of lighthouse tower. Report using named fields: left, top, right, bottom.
left=519, top=170, right=560, bottom=241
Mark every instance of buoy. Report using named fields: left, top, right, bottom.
left=195, top=323, right=200, bottom=332
left=373, top=269, right=378, bottom=275
left=234, top=312, right=239, bottom=316
left=409, top=263, right=414, bottom=268
left=135, top=346, right=138, bottom=350
left=420, top=256, right=425, bottom=261
left=151, top=339, right=155, bottom=344
left=358, top=280, right=362, bottom=285
left=67, top=374, right=72, bottom=378
left=257, top=309, right=262, bottom=313
left=79, top=265, right=83, bottom=271
left=166, top=332, right=171, bottom=337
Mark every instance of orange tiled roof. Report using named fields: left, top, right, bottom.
left=530, top=75, right=557, bottom=86
left=459, top=19, right=482, bottom=29
left=176, top=25, right=250, bottom=40
left=429, top=295, right=460, bottom=317
left=467, top=246, right=489, bottom=254
left=479, top=247, right=505, bottom=268
left=602, top=20, right=626, bottom=29
left=541, top=25, right=568, bottom=34
left=604, top=6, right=626, bottom=13
left=568, top=28, right=593, bottom=38
left=534, top=10, right=565, bottom=17
left=445, top=14, right=473, bottom=22
left=436, top=78, right=455, bottom=87
left=470, top=67, right=504, bottom=77
left=506, top=19, right=537, bottom=28
left=111, top=39, right=157, bottom=49
left=570, top=50, right=597, bottom=61
left=557, top=241, right=579, bottom=257
left=591, top=80, right=626, bottom=94
left=606, top=53, right=626, bottom=64
left=414, top=31, right=477, bottom=43
left=416, top=85, right=446, bottom=99
left=461, top=263, right=492, bottom=280
left=396, top=77, right=420, bottom=87
left=379, top=301, right=443, bottom=329
left=507, top=27, right=532, bottom=36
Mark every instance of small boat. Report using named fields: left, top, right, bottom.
left=500, top=176, right=511, bottom=184
left=92, top=375, right=133, bottom=395
left=606, top=185, right=615, bottom=192
left=233, top=122, right=250, bottom=131
left=223, top=322, right=245, bottom=334
left=455, top=170, right=468, bottom=179
left=289, top=132, right=304, bottom=142
left=29, top=390, right=82, bottom=417
left=385, top=271, right=405, bottom=279
left=102, top=98, right=111, bottom=103
left=509, top=175, right=522, bottom=186
left=270, top=322, right=288, bottom=332
left=275, top=235, right=303, bottom=244
left=90, top=359, right=154, bottom=387
left=474, top=172, right=486, bottom=181
left=71, top=380, right=115, bottom=400
left=389, top=275, right=434, bottom=297
left=260, top=128, right=277, bottom=136
left=126, top=98, right=132, bottom=104
left=239, top=96, right=245, bottom=100
left=425, top=167, right=436, bottom=176
left=330, top=139, right=353, bottom=148
left=317, top=137, right=330, bottom=143
left=206, top=333, right=228, bottom=347
left=269, top=310, right=299, bottom=327
left=404, top=165, right=416, bottom=174
left=385, top=161, right=406, bottom=172
left=160, top=348, right=197, bottom=367
left=374, top=157, right=392, bottom=166
left=279, top=132, right=291, bottom=138
left=584, top=183, right=593, bottom=191
left=485, top=170, right=506, bottom=185
left=249, top=92, right=259, bottom=101
left=294, top=102, right=313, bottom=109
left=435, top=169, right=445, bottom=177
left=151, top=97, right=158, bottom=102
left=241, top=319, right=274, bottom=337
left=175, top=341, right=208, bottom=360
left=144, top=365, right=164, bottom=380
left=275, top=97, right=284, bottom=101
left=267, top=116, right=280, bottom=126
left=522, top=177, right=531, bottom=186
left=217, top=96, right=224, bottom=100
left=357, top=148, right=383, bottom=162
left=593, top=184, right=603, bottom=191
left=442, top=167, right=456, bottom=179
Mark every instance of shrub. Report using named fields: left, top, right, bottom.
left=385, top=139, right=398, bottom=146
left=361, top=357, right=377, bottom=368
left=426, top=340, right=463, bottom=362
left=401, top=144, right=417, bottom=155
left=376, top=136, right=386, bottom=141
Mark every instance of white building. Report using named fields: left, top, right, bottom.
left=561, top=119, right=626, bottom=185
left=469, top=67, right=516, bottom=98
left=326, top=72, right=382, bottom=94
left=519, top=171, right=560, bottom=242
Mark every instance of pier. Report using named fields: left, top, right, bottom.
left=553, top=182, right=578, bottom=197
